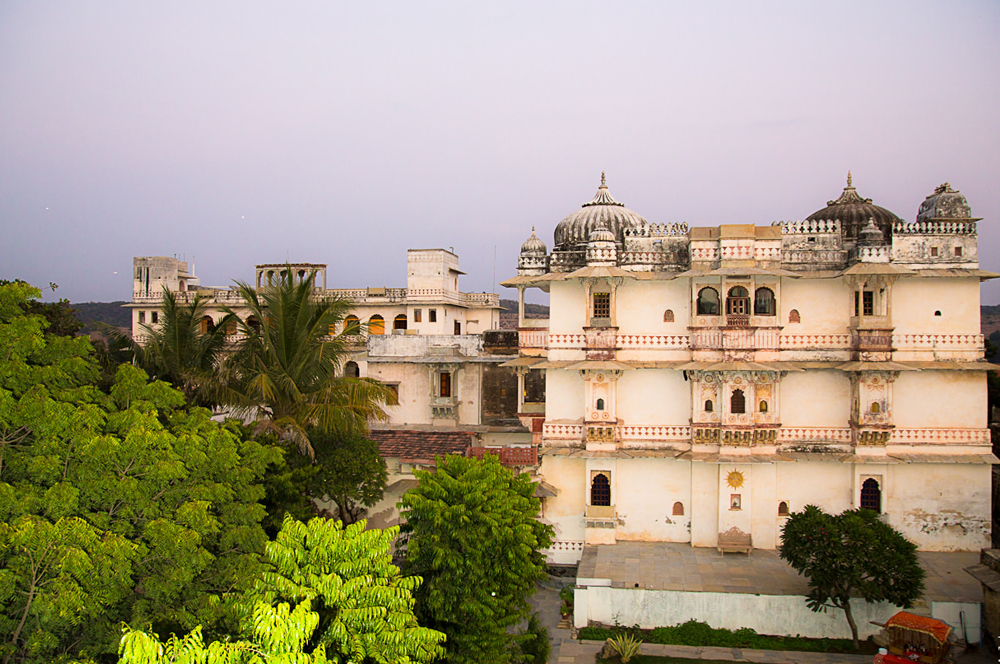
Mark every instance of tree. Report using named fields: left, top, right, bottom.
left=778, top=505, right=925, bottom=649
left=399, top=454, right=553, bottom=664
left=0, top=282, right=279, bottom=663
left=128, top=289, right=236, bottom=407
left=119, top=515, right=446, bottom=663
left=221, top=269, right=396, bottom=458
left=303, top=429, right=387, bottom=525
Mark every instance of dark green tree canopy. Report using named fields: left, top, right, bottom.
left=779, top=505, right=925, bottom=648
left=399, top=454, right=553, bottom=664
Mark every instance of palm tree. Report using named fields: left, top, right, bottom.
left=129, top=289, right=236, bottom=406
left=220, top=269, right=396, bottom=458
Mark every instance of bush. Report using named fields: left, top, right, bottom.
left=519, top=613, right=550, bottom=664
left=559, top=585, right=574, bottom=615
left=606, top=633, right=641, bottom=662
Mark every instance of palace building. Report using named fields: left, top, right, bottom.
left=503, top=174, right=997, bottom=561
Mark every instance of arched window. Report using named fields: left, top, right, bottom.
left=754, top=288, right=775, bottom=316
left=393, top=314, right=407, bottom=331
left=596, top=398, right=605, bottom=411
left=672, top=502, right=684, bottom=516
left=731, top=389, right=745, bottom=414
left=759, top=400, right=768, bottom=413
left=224, top=319, right=238, bottom=336
left=788, top=309, right=801, bottom=324
left=200, top=316, right=215, bottom=335
left=591, top=474, right=611, bottom=507
left=297, top=270, right=306, bottom=281
left=696, top=287, right=720, bottom=315
left=663, top=309, right=674, bottom=322
left=369, top=315, right=385, bottom=335
left=726, top=286, right=750, bottom=315
left=247, top=316, right=261, bottom=331
left=267, top=270, right=275, bottom=285
left=344, top=361, right=360, bottom=378
left=151, top=311, right=159, bottom=324
left=704, top=399, right=713, bottom=412
left=343, top=315, right=360, bottom=335
left=870, top=402, right=881, bottom=414
left=778, top=501, right=789, bottom=517
left=860, top=478, right=881, bottom=513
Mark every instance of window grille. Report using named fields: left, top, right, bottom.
left=591, top=474, right=611, bottom=507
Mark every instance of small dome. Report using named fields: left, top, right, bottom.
left=917, top=183, right=972, bottom=221
left=553, top=173, right=649, bottom=250
left=588, top=216, right=616, bottom=244
left=806, top=172, right=901, bottom=242
left=858, top=219, right=884, bottom=246
left=520, top=227, right=547, bottom=254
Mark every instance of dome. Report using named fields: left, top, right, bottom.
left=806, top=172, right=901, bottom=242
left=520, top=227, right=547, bottom=255
left=553, top=173, right=649, bottom=250
left=917, top=183, right=972, bottom=222
left=588, top=216, right=616, bottom=244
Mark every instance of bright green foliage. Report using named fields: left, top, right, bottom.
left=221, top=269, right=397, bottom=459
left=118, top=515, right=446, bottom=664
left=519, top=613, right=550, bottom=664
left=300, top=429, right=387, bottom=524
left=779, top=505, right=925, bottom=649
left=128, top=289, right=237, bottom=407
left=0, top=283, right=278, bottom=663
left=606, top=633, right=642, bottom=663
left=399, top=454, right=553, bottom=664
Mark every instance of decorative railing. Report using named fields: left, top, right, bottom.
left=585, top=247, right=617, bottom=263
left=726, top=314, right=750, bottom=328
left=543, top=423, right=584, bottom=440
left=782, top=249, right=847, bottom=264
left=618, top=425, right=691, bottom=441
left=624, top=222, right=689, bottom=237
left=548, top=333, right=587, bottom=349
left=854, top=330, right=893, bottom=351
left=616, top=334, right=689, bottom=349
left=470, top=446, right=538, bottom=466
left=619, top=251, right=674, bottom=266
left=690, top=246, right=720, bottom=261
left=517, top=328, right=548, bottom=350
left=754, top=246, right=782, bottom=261
left=691, top=328, right=723, bottom=349
left=545, top=540, right=584, bottom=555
left=779, top=334, right=852, bottom=349
left=889, top=428, right=990, bottom=445
left=851, top=245, right=890, bottom=263
left=777, top=428, right=853, bottom=443
left=776, top=219, right=841, bottom=234
left=720, top=245, right=754, bottom=260
left=893, top=333, right=983, bottom=350
left=893, top=220, right=977, bottom=235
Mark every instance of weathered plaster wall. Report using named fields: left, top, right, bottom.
left=545, top=369, right=585, bottom=422
left=617, top=370, right=689, bottom=425
left=778, top=277, right=851, bottom=333
left=549, top=281, right=587, bottom=334
left=888, top=462, right=991, bottom=551
left=615, top=459, right=692, bottom=542
left=540, top=455, right=586, bottom=545
left=779, top=371, right=851, bottom=428
left=892, top=277, right=981, bottom=336
left=615, top=281, right=690, bottom=335
left=690, top=463, right=720, bottom=547
left=894, top=371, right=986, bottom=428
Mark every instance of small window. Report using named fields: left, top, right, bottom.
left=663, top=309, right=674, bottom=322
left=386, top=384, right=399, bottom=401
left=344, top=361, right=360, bottom=378
left=247, top=316, right=261, bottom=331
left=591, top=473, right=611, bottom=507
left=369, top=315, right=385, bottom=335
left=930, top=246, right=939, bottom=257
left=955, top=246, right=963, bottom=257
left=328, top=324, right=337, bottom=335
left=860, top=477, right=881, bottom=513
left=394, top=314, right=408, bottom=331
left=429, top=309, right=437, bottom=323
left=730, top=494, right=742, bottom=510
left=593, top=292, right=611, bottom=318
left=863, top=291, right=874, bottom=316
left=754, top=288, right=775, bottom=316
left=759, top=400, right=768, bottom=413
left=672, top=502, right=684, bottom=516
left=870, top=402, right=881, bottom=414
left=138, top=311, right=146, bottom=324
left=788, top=309, right=800, bottom=324
left=934, top=310, right=941, bottom=316
left=200, top=316, right=214, bottom=335
left=778, top=501, right=789, bottom=517
left=151, top=311, right=159, bottom=324
left=731, top=389, right=745, bottom=414
left=726, top=286, right=750, bottom=315
left=439, top=371, right=451, bottom=398
left=344, top=315, right=360, bottom=335
left=224, top=319, right=237, bottom=336
left=696, top=287, right=720, bottom=315
left=414, top=309, right=422, bottom=323
left=454, top=320, right=461, bottom=335
left=596, top=398, right=605, bottom=411
left=704, top=399, right=713, bottom=412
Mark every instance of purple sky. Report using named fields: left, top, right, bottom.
left=2, top=1, right=998, bottom=305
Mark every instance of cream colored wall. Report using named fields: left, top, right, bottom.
left=615, top=281, right=690, bottom=335
left=545, top=369, right=585, bottom=421
left=749, top=464, right=777, bottom=549
left=887, top=463, right=991, bottom=551
left=779, top=371, right=851, bottom=427
left=615, top=458, right=691, bottom=542
left=779, top=277, right=851, bottom=333
left=690, top=463, right=720, bottom=547
left=365, top=362, right=432, bottom=425
left=539, top=455, right=586, bottom=544
left=891, top=278, right=981, bottom=336
left=549, top=281, right=587, bottom=333
left=893, top=371, right=987, bottom=428
left=617, top=370, right=689, bottom=425
left=456, top=364, right=482, bottom=424
left=775, top=461, right=854, bottom=516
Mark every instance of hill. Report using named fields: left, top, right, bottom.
left=70, top=301, right=131, bottom=335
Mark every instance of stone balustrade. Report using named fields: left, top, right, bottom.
left=893, top=219, right=977, bottom=235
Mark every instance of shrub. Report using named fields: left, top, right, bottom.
left=606, top=633, right=641, bottom=662
left=519, top=613, right=550, bottom=664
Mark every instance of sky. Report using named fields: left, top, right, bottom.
left=1, top=1, right=998, bottom=305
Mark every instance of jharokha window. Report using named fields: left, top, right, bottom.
left=343, top=315, right=360, bottom=335
left=754, top=287, right=775, bottom=315
left=730, top=389, right=746, bottom=414
left=369, top=315, right=385, bottom=335
left=696, top=287, right=720, bottom=315
left=439, top=371, right=452, bottom=398
left=726, top=286, right=750, bottom=315
left=591, top=473, right=611, bottom=507
left=592, top=292, right=611, bottom=318
left=860, top=477, right=881, bottom=513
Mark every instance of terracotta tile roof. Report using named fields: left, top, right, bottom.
left=370, top=429, right=473, bottom=463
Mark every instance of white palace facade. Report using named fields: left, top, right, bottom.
left=504, top=174, right=997, bottom=561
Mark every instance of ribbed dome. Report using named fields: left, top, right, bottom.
left=520, top=227, right=547, bottom=254
left=917, top=183, right=972, bottom=221
left=806, top=172, right=901, bottom=242
left=553, top=173, right=649, bottom=250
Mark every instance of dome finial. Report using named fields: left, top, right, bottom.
left=601, top=171, right=606, bottom=187
left=847, top=170, right=853, bottom=187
